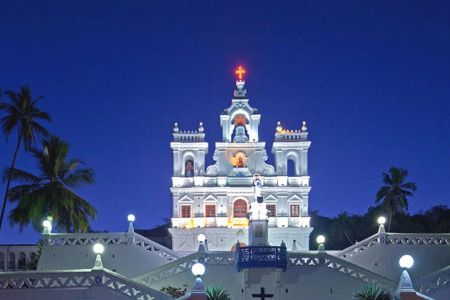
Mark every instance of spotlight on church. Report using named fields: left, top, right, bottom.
left=197, top=234, right=206, bottom=243
left=191, top=262, right=206, bottom=277
left=93, top=243, right=105, bottom=255
left=399, top=255, right=414, bottom=269
left=127, top=214, right=136, bottom=222
left=377, top=216, right=387, bottom=225
left=316, top=235, right=325, bottom=244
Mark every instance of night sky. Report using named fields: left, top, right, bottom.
left=1, top=1, right=450, bottom=243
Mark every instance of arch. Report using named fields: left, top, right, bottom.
left=0, top=252, right=4, bottom=270
left=233, top=198, right=248, bottom=218
left=18, top=252, right=26, bottom=270
left=286, top=151, right=299, bottom=176
left=182, top=151, right=196, bottom=177
left=228, top=109, right=251, bottom=142
left=8, top=252, right=15, bottom=270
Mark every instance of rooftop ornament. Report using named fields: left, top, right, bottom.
left=93, top=243, right=105, bottom=270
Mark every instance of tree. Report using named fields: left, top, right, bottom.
left=207, top=285, right=231, bottom=300
left=353, top=284, right=392, bottom=300
left=4, top=135, right=96, bottom=232
left=331, top=211, right=355, bottom=248
left=375, top=167, right=416, bottom=231
left=0, top=86, right=51, bottom=230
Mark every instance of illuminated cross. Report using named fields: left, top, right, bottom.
left=252, top=287, right=274, bottom=300
left=235, top=65, right=246, bottom=81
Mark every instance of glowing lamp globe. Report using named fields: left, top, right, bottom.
left=197, top=234, right=206, bottom=243
left=127, top=214, right=136, bottom=222
left=42, top=220, right=52, bottom=229
left=399, top=255, right=414, bottom=269
left=316, top=235, right=326, bottom=244
left=93, top=243, right=105, bottom=255
left=377, top=216, right=387, bottom=225
left=191, top=262, right=205, bottom=277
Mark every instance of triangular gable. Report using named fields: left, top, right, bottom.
left=264, top=194, right=278, bottom=202
left=287, top=195, right=303, bottom=202
left=178, top=195, right=194, bottom=203
left=203, top=195, right=218, bottom=202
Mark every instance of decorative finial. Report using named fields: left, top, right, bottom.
left=235, top=65, right=246, bottom=81
left=198, top=122, right=204, bottom=133
left=301, top=121, right=307, bottom=132
left=276, top=121, right=282, bottom=133
left=173, top=122, right=179, bottom=133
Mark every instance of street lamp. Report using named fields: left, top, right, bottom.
left=316, top=235, right=326, bottom=252
left=191, top=262, right=206, bottom=296
left=396, top=255, right=416, bottom=297
left=93, top=243, right=105, bottom=269
left=377, top=216, right=387, bottom=233
left=127, top=214, right=135, bottom=233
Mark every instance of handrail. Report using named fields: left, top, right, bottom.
left=337, top=232, right=450, bottom=259
left=0, top=268, right=172, bottom=300
left=417, top=265, right=450, bottom=296
left=43, top=232, right=179, bottom=262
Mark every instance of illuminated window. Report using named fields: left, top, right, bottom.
left=267, top=204, right=276, bottom=218
left=205, top=205, right=216, bottom=217
left=233, top=199, right=247, bottom=217
left=181, top=205, right=191, bottom=218
left=290, top=205, right=300, bottom=217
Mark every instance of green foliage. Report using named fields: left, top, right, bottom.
left=27, top=239, right=45, bottom=270
left=160, top=285, right=187, bottom=298
left=5, top=135, right=97, bottom=232
left=310, top=204, right=450, bottom=250
left=375, top=167, right=417, bottom=231
left=0, top=86, right=51, bottom=230
left=207, top=285, right=231, bottom=300
left=353, top=284, right=392, bottom=300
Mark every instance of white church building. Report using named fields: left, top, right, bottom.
left=0, top=67, right=448, bottom=300
left=170, top=67, right=312, bottom=253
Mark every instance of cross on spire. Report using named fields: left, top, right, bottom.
left=235, top=65, right=246, bottom=81
left=252, top=287, right=274, bottom=300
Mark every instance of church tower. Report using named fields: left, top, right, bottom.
left=169, top=66, right=313, bottom=254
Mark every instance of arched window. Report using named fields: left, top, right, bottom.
left=287, top=158, right=296, bottom=176
left=18, top=252, right=26, bottom=270
left=233, top=199, right=248, bottom=218
left=0, top=252, right=5, bottom=271
left=8, top=252, right=15, bottom=270
left=184, top=159, right=194, bottom=177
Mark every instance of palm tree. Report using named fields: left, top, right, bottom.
left=207, top=285, right=231, bottom=300
left=375, top=167, right=417, bottom=231
left=4, top=135, right=96, bottom=232
left=331, top=211, right=354, bottom=247
left=353, top=284, right=392, bottom=300
left=0, top=86, right=51, bottom=230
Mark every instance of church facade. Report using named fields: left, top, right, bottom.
left=169, top=67, right=313, bottom=252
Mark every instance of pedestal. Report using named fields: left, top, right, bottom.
left=249, top=219, right=269, bottom=246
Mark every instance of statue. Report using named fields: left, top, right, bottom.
left=249, top=174, right=268, bottom=220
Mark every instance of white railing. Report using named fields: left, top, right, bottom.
left=288, top=252, right=395, bottom=288
left=337, top=233, right=450, bottom=259
left=418, top=265, right=450, bottom=296
left=44, top=232, right=179, bottom=262
left=0, top=268, right=172, bottom=300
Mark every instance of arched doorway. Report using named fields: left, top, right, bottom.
left=233, top=199, right=248, bottom=218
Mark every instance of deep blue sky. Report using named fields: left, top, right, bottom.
left=1, top=1, right=450, bottom=243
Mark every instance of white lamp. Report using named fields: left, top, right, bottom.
left=42, top=219, right=52, bottom=235
left=127, top=214, right=135, bottom=233
left=377, top=216, right=386, bottom=225
left=316, top=235, right=326, bottom=252
left=191, top=262, right=206, bottom=294
left=197, top=234, right=206, bottom=243
left=93, top=243, right=105, bottom=269
left=399, top=255, right=414, bottom=269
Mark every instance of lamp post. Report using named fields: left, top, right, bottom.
left=127, top=214, right=135, bottom=233
left=316, top=235, right=326, bottom=252
left=42, top=219, right=52, bottom=235
left=377, top=216, right=387, bottom=233
left=395, top=255, right=415, bottom=299
left=191, top=262, right=207, bottom=299
left=197, top=234, right=206, bottom=253
left=93, top=243, right=105, bottom=270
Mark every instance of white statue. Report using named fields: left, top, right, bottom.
left=250, top=175, right=268, bottom=220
